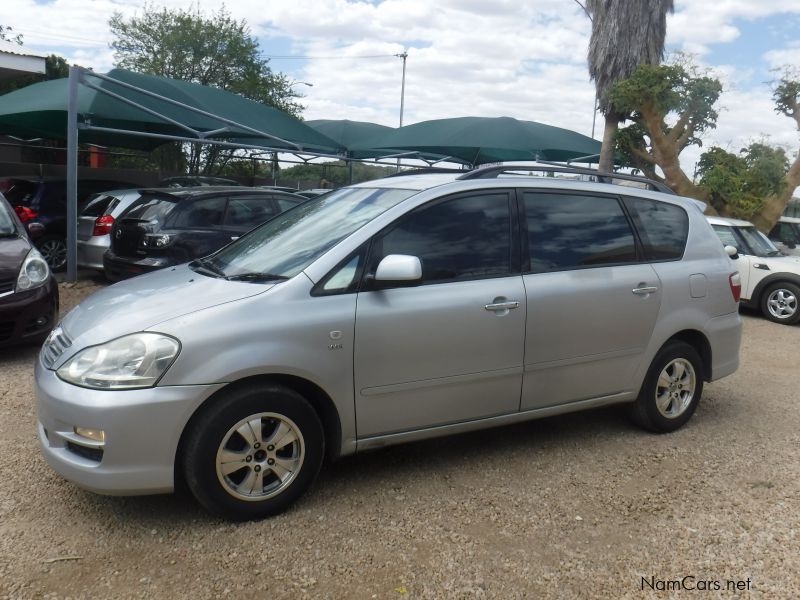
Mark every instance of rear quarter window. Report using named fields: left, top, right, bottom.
left=623, top=197, right=689, bottom=261
left=123, top=196, right=177, bottom=226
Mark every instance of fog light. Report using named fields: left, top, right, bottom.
left=74, top=427, right=105, bottom=443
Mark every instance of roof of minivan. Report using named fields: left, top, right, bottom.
left=706, top=215, right=754, bottom=227
left=350, top=172, right=707, bottom=212
left=779, top=216, right=800, bottom=224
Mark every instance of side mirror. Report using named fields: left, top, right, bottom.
left=724, top=245, right=739, bottom=260
left=374, top=254, right=422, bottom=282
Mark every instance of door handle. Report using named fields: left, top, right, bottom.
left=230, top=236, right=240, bottom=241
left=484, top=301, right=520, bottom=311
left=632, top=286, right=658, bottom=295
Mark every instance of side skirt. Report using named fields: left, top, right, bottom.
left=356, top=391, right=634, bottom=452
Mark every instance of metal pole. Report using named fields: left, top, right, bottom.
left=66, top=65, right=80, bottom=283
left=347, top=158, right=354, bottom=184
left=396, top=50, right=408, bottom=173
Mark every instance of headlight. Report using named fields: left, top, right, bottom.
left=17, top=248, right=50, bottom=291
left=56, top=333, right=180, bottom=390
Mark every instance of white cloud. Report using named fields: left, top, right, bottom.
left=1, top=0, right=799, bottom=175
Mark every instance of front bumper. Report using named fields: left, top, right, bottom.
left=0, top=279, right=58, bottom=348
left=36, top=359, right=224, bottom=495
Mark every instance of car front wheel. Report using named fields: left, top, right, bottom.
left=760, top=282, right=800, bottom=325
left=182, top=384, right=325, bottom=520
left=37, top=236, right=67, bottom=271
left=630, top=341, right=703, bottom=433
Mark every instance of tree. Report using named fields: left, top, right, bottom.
left=0, top=25, right=23, bottom=45
left=109, top=4, right=303, bottom=174
left=609, top=60, right=722, bottom=198
left=584, top=0, right=674, bottom=172
left=609, top=61, right=800, bottom=231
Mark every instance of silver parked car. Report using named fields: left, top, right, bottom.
left=77, top=189, right=144, bottom=270
left=36, top=167, right=742, bottom=520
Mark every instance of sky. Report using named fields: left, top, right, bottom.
left=1, top=0, right=799, bottom=174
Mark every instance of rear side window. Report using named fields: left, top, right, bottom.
left=123, top=196, right=177, bottom=226
left=623, top=197, right=688, bottom=261
left=224, top=196, right=278, bottom=228
left=372, top=192, right=512, bottom=284
left=167, top=197, right=226, bottom=229
left=276, top=197, right=301, bottom=212
left=524, top=193, right=637, bottom=273
left=81, top=194, right=114, bottom=217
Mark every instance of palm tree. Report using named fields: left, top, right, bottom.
left=586, top=0, right=674, bottom=172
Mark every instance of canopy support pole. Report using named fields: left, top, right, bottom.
left=66, top=65, right=80, bottom=283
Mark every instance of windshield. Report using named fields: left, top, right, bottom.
left=714, top=224, right=780, bottom=256
left=736, top=225, right=781, bottom=256
left=201, top=187, right=415, bottom=279
left=0, top=197, right=16, bottom=235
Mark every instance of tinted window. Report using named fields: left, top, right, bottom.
left=276, top=197, right=301, bottom=212
left=772, top=222, right=800, bottom=244
left=123, top=195, right=177, bottom=226
left=168, top=197, right=226, bottom=229
left=623, top=197, right=688, bottom=260
left=524, top=193, right=637, bottom=273
left=374, top=193, right=512, bottom=284
left=81, top=194, right=114, bottom=217
left=224, top=196, right=278, bottom=228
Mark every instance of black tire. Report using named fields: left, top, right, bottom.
left=36, top=235, right=67, bottom=272
left=630, top=341, right=704, bottom=433
left=183, top=383, right=324, bottom=521
left=760, top=282, right=800, bottom=325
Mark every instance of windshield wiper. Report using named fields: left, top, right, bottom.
left=225, top=272, right=289, bottom=282
left=766, top=250, right=783, bottom=256
left=191, top=258, right=226, bottom=278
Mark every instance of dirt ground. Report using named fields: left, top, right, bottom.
left=0, top=281, right=798, bottom=599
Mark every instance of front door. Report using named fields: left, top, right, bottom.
left=354, top=191, right=525, bottom=438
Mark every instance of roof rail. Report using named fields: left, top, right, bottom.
left=386, top=167, right=468, bottom=178
left=456, top=164, right=674, bottom=194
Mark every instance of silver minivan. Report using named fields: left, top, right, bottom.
left=36, top=168, right=742, bottom=520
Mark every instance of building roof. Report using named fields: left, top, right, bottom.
left=0, top=40, right=47, bottom=81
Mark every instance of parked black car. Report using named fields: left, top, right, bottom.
left=0, top=192, right=58, bottom=348
left=0, top=177, right=138, bottom=271
left=103, top=187, right=304, bottom=281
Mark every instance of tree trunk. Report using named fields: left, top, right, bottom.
left=598, top=114, right=619, bottom=173
left=750, top=153, right=800, bottom=233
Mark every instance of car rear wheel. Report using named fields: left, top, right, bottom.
left=37, top=236, right=67, bottom=272
left=630, top=341, right=703, bottom=433
left=182, top=383, right=324, bottom=520
left=760, top=282, right=800, bottom=325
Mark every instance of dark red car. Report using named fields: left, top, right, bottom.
left=0, top=192, right=58, bottom=348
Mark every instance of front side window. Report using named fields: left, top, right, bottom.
left=370, top=192, right=512, bottom=284
left=524, top=193, right=637, bottom=273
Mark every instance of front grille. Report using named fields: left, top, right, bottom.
left=66, top=441, right=103, bottom=462
left=0, top=278, right=13, bottom=297
left=41, top=327, right=73, bottom=368
left=0, top=321, right=13, bottom=341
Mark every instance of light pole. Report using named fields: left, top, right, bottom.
left=395, top=50, right=408, bottom=171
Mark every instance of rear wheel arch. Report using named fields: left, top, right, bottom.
left=663, top=329, right=712, bottom=382
left=175, top=374, right=342, bottom=489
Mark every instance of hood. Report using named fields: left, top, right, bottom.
left=760, top=254, right=800, bottom=271
left=0, top=235, right=30, bottom=283
left=60, top=264, right=274, bottom=349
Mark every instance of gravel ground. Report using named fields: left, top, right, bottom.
left=1, top=282, right=799, bottom=599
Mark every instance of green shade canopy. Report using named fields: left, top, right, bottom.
left=352, top=116, right=601, bottom=166
left=0, top=69, right=343, bottom=153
